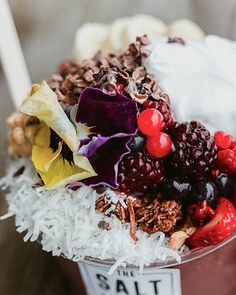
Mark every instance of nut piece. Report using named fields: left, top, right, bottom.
left=6, top=112, right=40, bottom=157
left=168, top=231, right=189, bottom=251
left=168, top=217, right=196, bottom=251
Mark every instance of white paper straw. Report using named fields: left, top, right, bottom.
left=0, top=0, right=31, bottom=110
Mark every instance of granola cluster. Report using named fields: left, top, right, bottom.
left=96, top=194, right=182, bottom=241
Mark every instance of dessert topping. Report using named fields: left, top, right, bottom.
left=214, top=131, right=233, bottom=150
left=217, top=148, right=236, bottom=174
left=117, top=151, right=164, bottom=194
left=146, top=132, right=172, bottom=158
left=213, top=173, right=234, bottom=196
left=160, top=177, right=192, bottom=202
left=168, top=121, right=218, bottom=178
left=96, top=193, right=182, bottom=240
left=187, top=197, right=236, bottom=248
left=188, top=201, right=215, bottom=226
left=142, top=99, right=173, bottom=130
left=137, top=108, right=163, bottom=136
left=191, top=181, right=219, bottom=207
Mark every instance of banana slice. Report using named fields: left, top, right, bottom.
left=74, top=23, right=109, bottom=61
left=167, top=19, right=204, bottom=40
left=109, top=17, right=130, bottom=51
left=126, top=14, right=167, bottom=44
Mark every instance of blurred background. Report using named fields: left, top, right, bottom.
left=1, top=0, right=236, bottom=294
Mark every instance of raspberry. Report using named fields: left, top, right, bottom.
left=146, top=132, right=172, bottom=158
left=230, top=141, right=236, bottom=150
left=118, top=152, right=164, bottom=194
left=168, top=121, right=218, bottom=178
left=142, top=99, right=173, bottom=129
left=214, top=131, right=233, bottom=149
left=217, top=149, right=236, bottom=174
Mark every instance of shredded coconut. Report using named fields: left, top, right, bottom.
left=0, top=158, right=181, bottom=272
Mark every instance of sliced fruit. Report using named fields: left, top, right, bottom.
left=187, top=197, right=236, bottom=248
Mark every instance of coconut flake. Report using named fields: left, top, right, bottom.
left=0, top=158, right=181, bottom=271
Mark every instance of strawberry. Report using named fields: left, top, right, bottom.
left=187, top=198, right=236, bottom=248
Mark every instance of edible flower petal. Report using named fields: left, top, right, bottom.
left=71, top=87, right=138, bottom=188
left=21, top=81, right=78, bottom=152
left=32, top=124, right=96, bottom=189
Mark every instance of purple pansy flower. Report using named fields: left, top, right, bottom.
left=69, top=87, right=138, bottom=188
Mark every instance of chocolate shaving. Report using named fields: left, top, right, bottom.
left=167, top=37, right=186, bottom=46
left=13, top=166, right=25, bottom=177
left=32, top=183, right=43, bottom=189
left=98, top=220, right=111, bottom=231
left=47, top=35, right=169, bottom=107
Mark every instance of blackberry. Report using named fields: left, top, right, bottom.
left=142, top=99, right=173, bottom=129
left=118, top=152, right=164, bottom=194
left=168, top=121, right=218, bottom=178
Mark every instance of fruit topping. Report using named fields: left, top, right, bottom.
left=168, top=121, right=218, bottom=178
left=214, top=131, right=233, bottom=150
left=142, top=99, right=173, bottom=129
left=160, top=177, right=192, bottom=202
left=188, top=201, right=215, bottom=226
left=146, top=132, right=172, bottom=158
left=137, top=108, right=163, bottom=136
left=217, top=149, right=236, bottom=174
left=214, top=173, right=234, bottom=196
left=187, top=197, right=236, bottom=248
left=191, top=181, right=219, bottom=207
left=118, top=151, right=164, bottom=194
left=116, top=82, right=125, bottom=94
left=128, top=133, right=146, bottom=152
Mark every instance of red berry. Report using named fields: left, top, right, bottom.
left=217, top=149, right=236, bottom=174
left=211, top=169, right=220, bottom=178
left=187, top=198, right=236, bottom=248
left=231, top=141, right=236, bottom=151
left=188, top=201, right=215, bottom=226
left=116, top=82, right=124, bottom=94
left=214, top=131, right=233, bottom=149
left=146, top=132, right=172, bottom=158
left=137, top=109, right=163, bottom=136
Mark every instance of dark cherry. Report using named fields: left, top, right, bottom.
left=161, top=177, right=192, bottom=202
left=128, top=134, right=146, bottom=152
left=191, top=181, right=219, bottom=207
left=214, top=173, right=234, bottom=197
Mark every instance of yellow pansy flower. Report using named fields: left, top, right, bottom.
left=20, top=81, right=96, bottom=189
